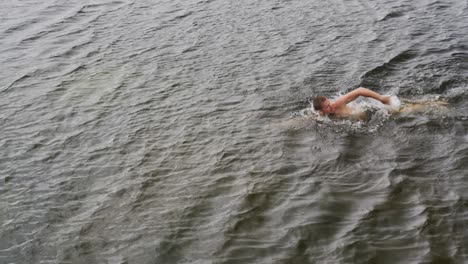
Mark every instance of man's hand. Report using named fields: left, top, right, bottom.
left=380, top=96, right=391, bottom=105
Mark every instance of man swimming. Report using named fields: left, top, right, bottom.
left=313, top=87, right=391, bottom=119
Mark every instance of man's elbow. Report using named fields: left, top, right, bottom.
left=353, top=87, right=366, bottom=97
left=355, top=87, right=367, bottom=94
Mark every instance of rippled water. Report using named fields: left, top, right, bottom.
left=1, top=0, right=468, bottom=263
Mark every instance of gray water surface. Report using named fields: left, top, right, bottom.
left=1, top=0, right=468, bottom=263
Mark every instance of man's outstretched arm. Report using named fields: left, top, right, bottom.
left=333, top=87, right=390, bottom=107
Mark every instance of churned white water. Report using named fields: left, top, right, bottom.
left=388, top=94, right=402, bottom=110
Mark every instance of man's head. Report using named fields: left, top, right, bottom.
left=313, top=96, right=334, bottom=114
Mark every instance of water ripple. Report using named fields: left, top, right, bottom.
left=1, top=0, right=468, bottom=263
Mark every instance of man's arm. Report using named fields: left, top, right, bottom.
left=333, top=87, right=390, bottom=107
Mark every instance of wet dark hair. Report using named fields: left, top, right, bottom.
left=313, top=96, right=327, bottom=111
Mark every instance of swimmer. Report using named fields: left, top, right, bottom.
left=313, top=87, right=391, bottom=119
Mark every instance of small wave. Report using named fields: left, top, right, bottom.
left=50, top=39, right=89, bottom=56
left=4, top=73, right=33, bottom=91
left=181, top=45, right=198, bottom=54
left=378, top=11, right=405, bottom=21
left=3, top=18, right=42, bottom=35
left=79, top=1, right=127, bottom=12
left=274, top=41, right=308, bottom=58
left=168, top=11, right=194, bottom=22
left=361, top=49, right=419, bottom=80
left=427, top=0, right=451, bottom=11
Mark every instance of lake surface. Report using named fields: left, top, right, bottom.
left=1, top=0, right=468, bottom=263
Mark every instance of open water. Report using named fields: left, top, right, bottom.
left=1, top=0, right=468, bottom=263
